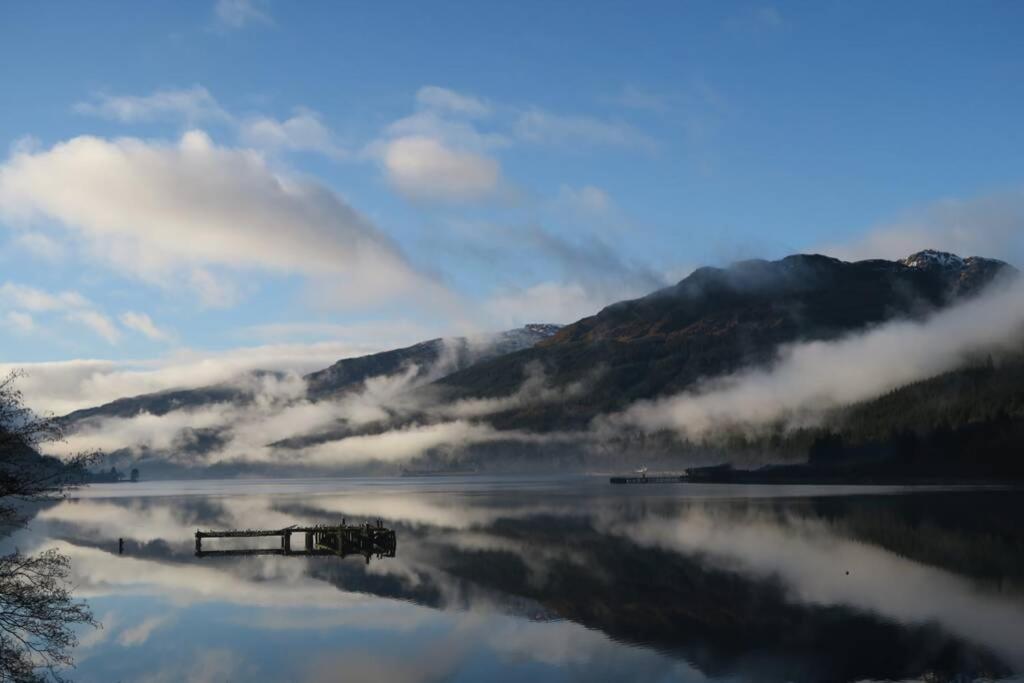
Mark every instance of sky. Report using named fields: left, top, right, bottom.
left=1, top=1, right=1023, bottom=397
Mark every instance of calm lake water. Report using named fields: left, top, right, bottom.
left=6, top=477, right=1024, bottom=682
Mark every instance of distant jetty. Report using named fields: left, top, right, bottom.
left=609, top=463, right=1011, bottom=485
left=609, top=474, right=686, bottom=484
left=610, top=464, right=732, bottom=484
left=400, top=468, right=478, bottom=477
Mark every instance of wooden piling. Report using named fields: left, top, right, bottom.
left=194, top=522, right=397, bottom=561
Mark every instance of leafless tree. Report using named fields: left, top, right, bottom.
left=0, top=550, right=96, bottom=682
left=1, top=370, right=99, bottom=682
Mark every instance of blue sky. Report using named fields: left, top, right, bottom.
left=1, top=1, right=1023, bottom=404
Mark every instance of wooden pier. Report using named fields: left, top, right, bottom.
left=194, top=521, right=396, bottom=564
left=609, top=475, right=686, bottom=484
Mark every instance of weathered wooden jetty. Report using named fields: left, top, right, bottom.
left=194, top=521, right=396, bottom=564
left=609, top=474, right=686, bottom=484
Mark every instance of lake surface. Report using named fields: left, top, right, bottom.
left=6, top=477, right=1024, bottom=682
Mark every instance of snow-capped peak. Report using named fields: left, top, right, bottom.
left=900, top=250, right=966, bottom=270
left=522, top=323, right=563, bottom=337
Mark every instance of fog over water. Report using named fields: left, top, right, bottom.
left=6, top=477, right=1022, bottom=683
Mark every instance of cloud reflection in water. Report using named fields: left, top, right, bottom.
left=11, top=480, right=1023, bottom=682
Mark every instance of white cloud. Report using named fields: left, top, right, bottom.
left=0, top=342, right=387, bottom=415
left=373, top=86, right=657, bottom=205
left=381, top=136, right=501, bottom=202
left=239, top=108, right=345, bottom=159
left=0, top=281, right=125, bottom=343
left=0, top=282, right=89, bottom=312
left=45, top=345, right=591, bottom=468
left=416, top=86, right=491, bottom=117
left=617, top=508, right=1024, bottom=670
left=74, top=86, right=230, bottom=124
left=119, top=311, right=173, bottom=342
left=437, top=361, right=594, bottom=419
left=385, top=110, right=509, bottom=152
left=0, top=131, right=447, bottom=309
left=140, top=649, right=243, bottom=683
left=6, top=311, right=34, bottom=333
left=514, top=108, right=656, bottom=151
left=13, top=231, right=66, bottom=261
left=213, top=0, right=272, bottom=29
left=295, top=421, right=518, bottom=467
left=66, top=310, right=121, bottom=344
left=117, top=615, right=171, bottom=647
left=47, top=373, right=314, bottom=463
left=75, top=86, right=349, bottom=162
left=51, top=404, right=234, bottom=456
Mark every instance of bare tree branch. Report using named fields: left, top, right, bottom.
left=1, top=370, right=101, bottom=682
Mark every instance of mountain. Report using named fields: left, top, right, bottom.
left=434, top=251, right=1015, bottom=431
left=305, top=324, right=560, bottom=399
left=62, top=324, right=562, bottom=423
left=56, top=250, right=1024, bottom=478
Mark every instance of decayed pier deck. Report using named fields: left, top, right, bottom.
left=609, top=475, right=686, bottom=484
left=195, top=521, right=397, bottom=563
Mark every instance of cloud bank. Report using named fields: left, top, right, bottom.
left=0, top=131, right=446, bottom=309
left=609, top=275, right=1024, bottom=438
left=0, top=281, right=126, bottom=344
left=1, top=341, right=386, bottom=415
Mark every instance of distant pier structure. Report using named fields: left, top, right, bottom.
left=610, top=464, right=736, bottom=484
left=194, top=521, right=397, bottom=564
left=609, top=474, right=686, bottom=484
left=608, top=465, right=687, bottom=484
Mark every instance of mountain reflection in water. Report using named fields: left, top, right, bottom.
left=6, top=478, right=1023, bottom=683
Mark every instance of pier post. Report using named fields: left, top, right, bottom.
left=192, top=522, right=395, bottom=561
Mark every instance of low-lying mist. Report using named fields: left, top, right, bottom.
left=48, top=267, right=1024, bottom=473
left=50, top=340, right=592, bottom=472
left=605, top=275, right=1024, bottom=440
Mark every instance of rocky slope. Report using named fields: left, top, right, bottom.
left=304, top=324, right=560, bottom=399
left=61, top=324, right=562, bottom=424
left=435, top=251, right=1015, bottom=431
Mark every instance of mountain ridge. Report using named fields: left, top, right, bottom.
left=434, top=251, right=1015, bottom=431
left=61, top=324, right=563, bottom=423
left=53, top=250, right=1024, bottom=477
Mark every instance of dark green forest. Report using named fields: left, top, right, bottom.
left=776, top=350, right=1024, bottom=478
